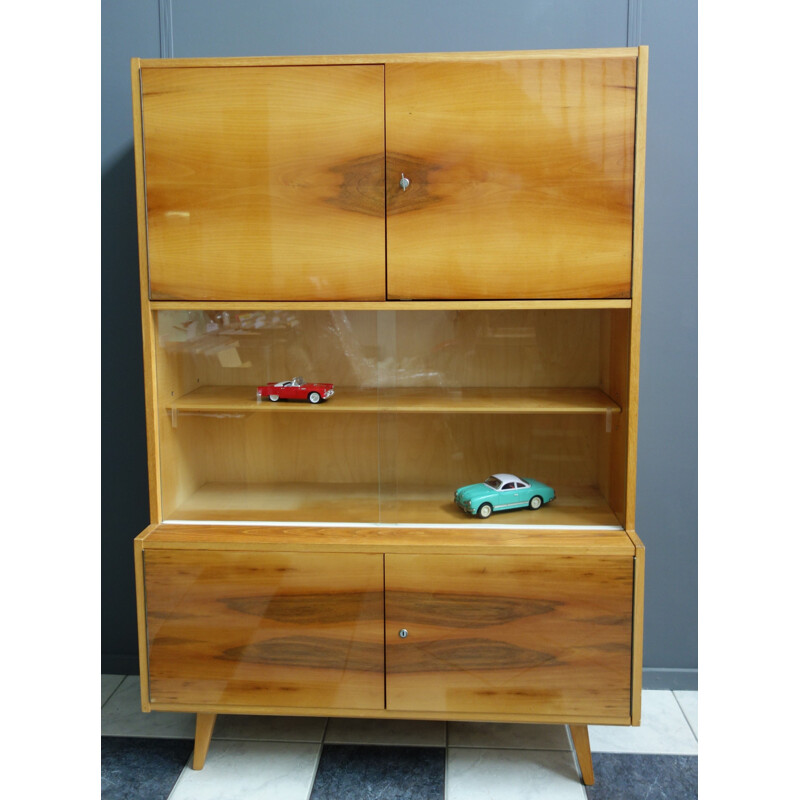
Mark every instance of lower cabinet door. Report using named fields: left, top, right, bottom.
left=385, top=554, right=633, bottom=719
left=145, top=550, right=385, bottom=710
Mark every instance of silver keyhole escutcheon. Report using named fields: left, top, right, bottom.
left=399, top=173, right=410, bottom=191
left=398, top=628, right=408, bottom=639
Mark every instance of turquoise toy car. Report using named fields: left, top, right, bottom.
left=454, top=473, right=556, bottom=519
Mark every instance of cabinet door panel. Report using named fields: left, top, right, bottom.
left=145, top=550, right=384, bottom=709
left=141, top=65, right=386, bottom=301
left=385, top=554, right=632, bottom=719
left=386, top=57, right=636, bottom=299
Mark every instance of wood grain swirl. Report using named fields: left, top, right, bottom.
left=387, top=638, right=559, bottom=672
left=145, top=550, right=385, bottom=709
left=221, top=636, right=383, bottom=672
left=387, top=592, right=561, bottom=627
left=224, top=592, right=384, bottom=623
left=327, top=153, right=386, bottom=217
left=385, top=553, right=633, bottom=716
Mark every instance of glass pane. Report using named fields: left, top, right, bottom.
left=155, top=309, right=380, bottom=523
left=378, top=310, right=628, bottom=527
left=155, top=308, right=628, bottom=528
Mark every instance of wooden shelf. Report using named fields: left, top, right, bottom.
left=167, top=482, right=622, bottom=528
left=165, top=385, right=622, bottom=416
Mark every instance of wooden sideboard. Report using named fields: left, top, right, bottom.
left=131, top=47, right=648, bottom=785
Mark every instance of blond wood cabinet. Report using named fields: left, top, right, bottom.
left=131, top=48, right=647, bottom=785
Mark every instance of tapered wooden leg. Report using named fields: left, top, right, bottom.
left=569, top=724, right=595, bottom=786
left=192, top=713, right=217, bottom=770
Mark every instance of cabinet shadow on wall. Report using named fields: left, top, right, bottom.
left=101, top=144, right=150, bottom=673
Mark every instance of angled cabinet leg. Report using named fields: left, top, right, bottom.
left=569, top=724, right=595, bottom=786
left=192, top=713, right=217, bottom=770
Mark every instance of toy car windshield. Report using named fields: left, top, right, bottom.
left=484, top=476, right=502, bottom=489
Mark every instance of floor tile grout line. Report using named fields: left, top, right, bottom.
left=165, top=747, right=193, bottom=800
left=100, top=674, right=127, bottom=710
left=671, top=690, right=698, bottom=743
left=324, top=740, right=447, bottom=748
left=445, top=743, right=570, bottom=752
left=444, top=721, right=449, bottom=800
left=216, top=736, right=331, bottom=744
left=566, top=725, right=580, bottom=775
left=306, top=739, right=325, bottom=800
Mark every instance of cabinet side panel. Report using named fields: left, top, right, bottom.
left=133, top=536, right=150, bottom=710
left=601, top=309, right=631, bottom=523
left=629, top=530, right=645, bottom=725
left=145, top=550, right=385, bottom=709
left=152, top=313, right=207, bottom=518
left=625, top=47, right=649, bottom=529
left=386, top=57, right=637, bottom=299
left=385, top=554, right=633, bottom=719
left=141, top=65, right=386, bottom=301
left=132, top=60, right=162, bottom=521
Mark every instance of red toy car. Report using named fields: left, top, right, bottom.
left=256, top=377, right=335, bottom=404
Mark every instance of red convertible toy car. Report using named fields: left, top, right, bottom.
left=256, top=377, right=335, bottom=404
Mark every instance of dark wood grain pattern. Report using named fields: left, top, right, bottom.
left=387, top=592, right=560, bottom=627
left=327, top=153, right=386, bottom=217
left=385, top=554, right=633, bottom=717
left=145, top=550, right=385, bottom=709
left=224, top=592, right=384, bottom=624
left=389, top=638, right=559, bottom=672
left=222, top=636, right=382, bottom=672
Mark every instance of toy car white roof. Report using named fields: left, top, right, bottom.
left=490, top=473, right=523, bottom=483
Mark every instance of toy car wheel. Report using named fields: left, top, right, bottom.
left=529, top=495, right=543, bottom=510
left=308, top=392, right=321, bottom=404
left=477, top=503, right=492, bottom=519
left=268, top=394, right=279, bottom=402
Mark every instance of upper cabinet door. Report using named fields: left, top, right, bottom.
left=140, top=65, right=386, bottom=301
left=386, top=56, right=637, bottom=299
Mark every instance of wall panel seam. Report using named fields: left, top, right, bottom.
left=159, top=0, right=173, bottom=59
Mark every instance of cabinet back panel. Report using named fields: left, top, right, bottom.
left=154, top=309, right=611, bottom=391
left=386, top=57, right=636, bottom=299
left=140, top=66, right=386, bottom=301
left=381, top=414, right=601, bottom=489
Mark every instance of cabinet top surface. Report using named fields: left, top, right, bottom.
left=138, top=523, right=636, bottom=556
left=135, top=47, right=641, bottom=70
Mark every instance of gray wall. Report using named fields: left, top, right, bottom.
left=102, top=0, right=698, bottom=687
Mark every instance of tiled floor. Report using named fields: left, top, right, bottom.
left=102, top=676, right=697, bottom=800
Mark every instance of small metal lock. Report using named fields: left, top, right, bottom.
left=399, top=173, right=410, bottom=191
left=398, top=628, right=409, bottom=639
